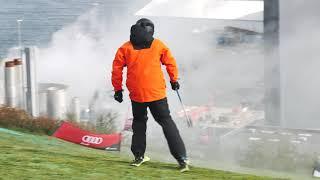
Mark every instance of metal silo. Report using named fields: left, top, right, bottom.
left=38, top=83, right=68, bottom=120
left=38, top=87, right=47, bottom=116
left=4, top=61, right=17, bottom=107
left=13, top=58, right=25, bottom=109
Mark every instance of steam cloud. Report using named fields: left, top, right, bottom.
left=36, top=0, right=265, bottom=170
left=28, top=0, right=320, bottom=179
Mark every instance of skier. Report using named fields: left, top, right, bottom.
left=111, top=18, right=189, bottom=172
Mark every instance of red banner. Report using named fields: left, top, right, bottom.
left=53, top=122, right=121, bottom=151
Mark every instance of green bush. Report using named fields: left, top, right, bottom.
left=0, top=107, right=59, bottom=135
left=0, top=107, right=105, bottom=135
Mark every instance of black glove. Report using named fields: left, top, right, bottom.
left=114, top=90, right=123, bottom=103
left=170, top=81, right=180, bottom=90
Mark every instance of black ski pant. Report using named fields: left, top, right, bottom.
left=131, top=97, right=187, bottom=163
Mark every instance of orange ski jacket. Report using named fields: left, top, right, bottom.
left=111, top=39, right=178, bottom=103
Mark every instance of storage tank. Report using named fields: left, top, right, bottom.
left=38, top=83, right=68, bottom=120
left=38, top=88, right=47, bottom=116
left=13, top=58, right=24, bottom=109
left=4, top=61, right=17, bottom=107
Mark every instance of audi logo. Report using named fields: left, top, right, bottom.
left=82, top=135, right=103, bottom=144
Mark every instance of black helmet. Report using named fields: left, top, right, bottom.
left=130, top=18, right=154, bottom=49
left=136, top=18, right=154, bottom=35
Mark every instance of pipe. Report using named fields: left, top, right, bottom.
left=264, top=0, right=281, bottom=126
left=25, top=47, right=39, bottom=116
left=4, top=61, right=17, bottom=107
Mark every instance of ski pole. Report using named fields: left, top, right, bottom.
left=176, top=90, right=193, bottom=127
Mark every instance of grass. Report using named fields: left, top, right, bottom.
left=0, top=128, right=287, bottom=180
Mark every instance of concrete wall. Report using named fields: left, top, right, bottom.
left=280, top=0, right=320, bottom=128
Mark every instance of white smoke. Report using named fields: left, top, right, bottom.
left=38, top=8, right=118, bottom=104
left=35, top=0, right=265, bottom=167
left=280, top=0, right=320, bottom=129
left=33, top=0, right=320, bottom=179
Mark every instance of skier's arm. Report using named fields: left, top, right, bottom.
left=160, top=46, right=179, bottom=82
left=112, top=48, right=126, bottom=91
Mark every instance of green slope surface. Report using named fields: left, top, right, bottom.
left=0, top=128, right=286, bottom=180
